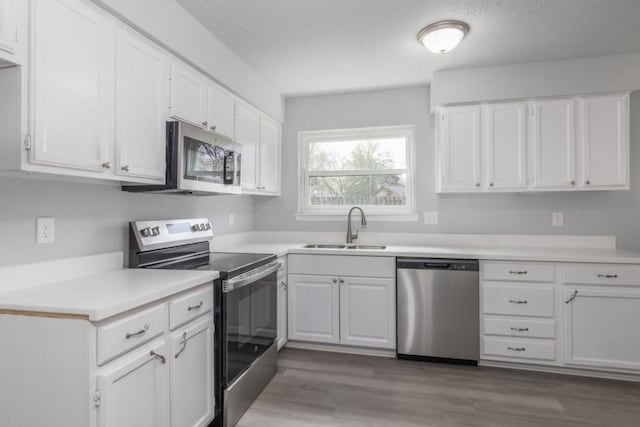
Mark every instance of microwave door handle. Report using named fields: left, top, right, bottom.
left=223, top=261, right=281, bottom=293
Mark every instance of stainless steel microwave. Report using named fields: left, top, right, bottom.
left=123, top=121, right=241, bottom=195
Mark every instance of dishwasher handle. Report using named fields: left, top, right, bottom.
left=397, top=258, right=479, bottom=271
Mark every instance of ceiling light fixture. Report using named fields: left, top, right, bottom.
left=417, top=20, right=469, bottom=54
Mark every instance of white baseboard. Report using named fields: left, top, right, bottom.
left=480, top=360, right=640, bottom=382
left=285, top=341, right=396, bottom=358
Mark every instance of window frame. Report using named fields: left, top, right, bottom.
left=297, top=125, right=416, bottom=218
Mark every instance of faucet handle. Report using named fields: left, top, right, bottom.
left=352, top=229, right=359, bottom=240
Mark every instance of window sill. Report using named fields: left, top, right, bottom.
left=294, top=213, right=419, bottom=222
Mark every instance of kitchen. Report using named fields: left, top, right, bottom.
left=1, top=0, right=640, bottom=426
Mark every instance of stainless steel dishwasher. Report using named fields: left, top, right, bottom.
left=397, top=258, right=479, bottom=365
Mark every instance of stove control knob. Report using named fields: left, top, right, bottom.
left=192, top=224, right=201, bottom=232
left=200, top=223, right=208, bottom=231
left=151, top=226, right=161, bottom=236
left=140, top=227, right=151, bottom=237
left=204, top=223, right=211, bottom=230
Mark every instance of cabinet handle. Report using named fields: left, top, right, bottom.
left=121, top=164, right=130, bottom=172
left=340, top=279, right=344, bottom=284
left=280, top=281, right=287, bottom=290
left=187, top=301, right=203, bottom=311
left=509, top=270, right=527, bottom=275
left=150, top=350, right=166, bottom=364
left=101, top=161, right=112, bottom=169
left=210, top=125, right=217, bottom=131
left=570, top=180, right=576, bottom=186
left=489, top=182, right=494, bottom=187
left=597, top=273, right=618, bottom=279
left=125, top=323, right=149, bottom=339
left=174, top=332, right=188, bottom=359
left=565, top=290, right=579, bottom=304
left=509, top=299, right=528, bottom=304
left=202, top=121, right=208, bottom=127
left=475, top=182, right=480, bottom=187
left=507, top=346, right=526, bottom=352
left=510, top=327, right=529, bottom=332
left=584, top=179, right=590, bottom=185
left=332, top=278, right=337, bottom=284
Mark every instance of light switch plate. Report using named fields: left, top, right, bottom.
left=552, top=212, right=564, bottom=227
left=228, top=212, right=235, bottom=227
left=37, top=217, right=55, bottom=244
left=424, top=211, right=439, bottom=225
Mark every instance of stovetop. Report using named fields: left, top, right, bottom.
left=154, top=251, right=276, bottom=279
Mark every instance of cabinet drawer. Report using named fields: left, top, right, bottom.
left=97, top=303, right=167, bottom=365
left=288, top=254, right=395, bottom=278
left=483, top=316, right=556, bottom=339
left=169, top=285, right=213, bottom=330
left=562, top=264, right=640, bottom=286
left=482, top=283, right=554, bottom=317
left=483, top=337, right=556, bottom=361
left=483, top=262, right=555, bottom=282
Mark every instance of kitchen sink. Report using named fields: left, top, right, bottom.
left=303, top=244, right=386, bottom=250
left=303, top=244, right=348, bottom=249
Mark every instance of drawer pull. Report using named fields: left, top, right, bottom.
left=150, top=350, right=166, bottom=364
left=509, top=299, right=528, bottom=304
left=125, top=323, right=149, bottom=339
left=187, top=301, right=203, bottom=311
left=597, top=273, right=618, bottom=279
left=509, top=270, right=528, bottom=275
left=565, top=290, right=579, bottom=304
left=174, top=332, right=188, bottom=359
left=507, top=346, right=526, bottom=352
left=510, top=327, right=529, bottom=332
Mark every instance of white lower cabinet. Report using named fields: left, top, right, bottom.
left=288, top=274, right=340, bottom=344
left=339, top=277, right=395, bottom=349
left=97, top=340, right=170, bottom=427
left=170, top=316, right=214, bottom=427
left=563, top=287, right=640, bottom=371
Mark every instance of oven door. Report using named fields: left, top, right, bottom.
left=223, top=261, right=279, bottom=386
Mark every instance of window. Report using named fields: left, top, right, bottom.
left=298, top=126, right=415, bottom=218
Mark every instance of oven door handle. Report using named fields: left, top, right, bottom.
left=223, top=261, right=281, bottom=293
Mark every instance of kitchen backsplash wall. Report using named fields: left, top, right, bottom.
left=254, top=86, right=640, bottom=251
left=0, top=177, right=253, bottom=266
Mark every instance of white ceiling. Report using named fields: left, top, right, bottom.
left=176, top=0, right=640, bottom=97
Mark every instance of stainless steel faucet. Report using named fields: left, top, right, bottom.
left=346, top=206, right=367, bottom=244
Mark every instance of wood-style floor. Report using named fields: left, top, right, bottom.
left=237, top=348, right=640, bottom=427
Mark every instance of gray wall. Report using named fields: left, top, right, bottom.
left=0, top=177, right=254, bottom=266
left=254, top=86, right=640, bottom=251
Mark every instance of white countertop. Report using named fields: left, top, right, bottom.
left=0, top=269, right=219, bottom=322
left=215, top=242, right=640, bottom=264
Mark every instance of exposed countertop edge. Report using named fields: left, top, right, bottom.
left=214, top=243, right=640, bottom=265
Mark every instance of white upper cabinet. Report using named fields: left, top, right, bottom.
left=114, top=26, right=168, bottom=181
left=483, top=102, right=527, bottom=190
left=236, top=100, right=260, bottom=191
left=437, top=92, right=629, bottom=194
left=530, top=99, right=576, bottom=190
left=258, top=114, right=281, bottom=194
left=439, top=105, right=481, bottom=192
left=207, top=83, right=235, bottom=139
left=0, top=0, right=17, bottom=56
left=580, top=94, right=629, bottom=189
left=31, top=0, right=114, bottom=173
left=169, top=62, right=208, bottom=127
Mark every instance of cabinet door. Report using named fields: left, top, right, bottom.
left=170, top=317, right=214, bottom=427
left=31, top=0, right=113, bottom=172
left=258, top=115, right=281, bottom=194
left=287, top=274, right=339, bottom=344
left=339, top=277, right=395, bottom=349
left=580, top=94, right=629, bottom=189
left=530, top=99, right=576, bottom=189
left=207, top=84, right=235, bottom=139
left=169, top=63, right=207, bottom=127
left=114, top=27, right=168, bottom=181
left=564, top=287, right=640, bottom=371
left=0, top=0, right=17, bottom=55
left=483, top=103, right=527, bottom=190
left=235, top=101, right=260, bottom=191
left=277, top=259, right=288, bottom=351
left=439, top=106, right=481, bottom=192
left=97, top=340, right=169, bottom=427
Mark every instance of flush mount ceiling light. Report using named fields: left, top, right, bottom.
left=417, top=20, right=469, bottom=54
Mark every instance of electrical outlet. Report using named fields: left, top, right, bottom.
left=424, top=211, right=439, bottom=225
left=37, top=217, right=55, bottom=244
left=228, top=212, right=235, bottom=227
left=552, top=212, right=564, bottom=227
